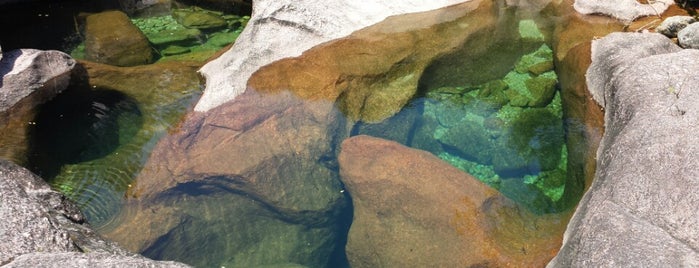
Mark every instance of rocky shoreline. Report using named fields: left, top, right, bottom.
left=1, top=0, right=698, bottom=267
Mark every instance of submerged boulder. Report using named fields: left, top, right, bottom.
left=548, top=32, right=699, bottom=267
left=84, top=11, right=154, bottom=66
left=339, top=135, right=568, bottom=267
left=103, top=89, right=348, bottom=267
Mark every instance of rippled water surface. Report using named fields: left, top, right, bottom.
left=1, top=1, right=601, bottom=267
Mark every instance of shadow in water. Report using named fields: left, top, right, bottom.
left=27, top=86, right=143, bottom=179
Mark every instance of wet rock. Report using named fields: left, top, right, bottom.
left=515, top=44, right=554, bottom=75
left=161, top=45, right=191, bottom=56
left=656, top=15, right=696, bottom=38
left=0, top=159, right=189, bottom=267
left=172, top=8, right=226, bottom=29
left=196, top=0, right=478, bottom=112
left=84, top=11, right=154, bottom=66
left=104, top=89, right=348, bottom=267
left=248, top=1, right=497, bottom=122
left=492, top=108, right=564, bottom=177
left=548, top=32, right=699, bottom=267
left=678, top=22, right=699, bottom=49
left=519, top=19, right=545, bottom=42
left=146, top=28, right=203, bottom=47
left=439, top=116, right=495, bottom=164
left=339, top=135, right=568, bottom=267
left=526, top=71, right=557, bottom=107
left=573, top=0, right=673, bottom=22
left=0, top=49, right=75, bottom=165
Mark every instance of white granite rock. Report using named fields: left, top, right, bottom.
left=195, top=0, right=469, bottom=112
left=573, top=0, right=673, bottom=22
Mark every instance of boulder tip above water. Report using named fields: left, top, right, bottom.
left=84, top=10, right=154, bottom=67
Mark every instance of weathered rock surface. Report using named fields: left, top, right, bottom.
left=548, top=32, right=699, bottom=267
left=4, top=252, right=189, bottom=268
left=247, top=0, right=496, bottom=122
left=573, top=0, right=673, bottom=22
left=0, top=159, right=189, bottom=267
left=0, top=49, right=75, bottom=165
left=656, top=15, right=696, bottom=38
left=195, top=0, right=475, bottom=112
left=339, top=135, right=569, bottom=268
left=677, top=21, right=699, bottom=49
left=84, top=11, right=153, bottom=66
left=103, top=89, right=348, bottom=267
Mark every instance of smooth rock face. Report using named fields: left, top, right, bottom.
left=195, top=0, right=471, bottom=112
left=0, top=49, right=75, bottom=164
left=677, top=22, right=699, bottom=49
left=0, top=160, right=189, bottom=267
left=548, top=32, right=699, bottom=267
left=339, top=135, right=568, bottom=268
left=573, top=0, right=673, bottom=22
left=104, top=89, right=348, bottom=267
left=84, top=11, right=153, bottom=66
left=247, top=0, right=495, bottom=122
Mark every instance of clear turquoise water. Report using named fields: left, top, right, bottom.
left=13, top=3, right=583, bottom=268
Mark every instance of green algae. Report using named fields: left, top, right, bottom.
left=422, top=44, right=568, bottom=213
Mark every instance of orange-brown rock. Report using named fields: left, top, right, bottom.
left=103, top=89, right=348, bottom=267
left=339, top=135, right=570, bottom=267
left=247, top=0, right=497, bottom=122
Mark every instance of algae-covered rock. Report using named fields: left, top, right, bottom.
left=492, top=108, right=564, bottom=177
left=515, top=45, right=554, bottom=75
left=147, top=28, right=203, bottom=47
left=84, top=11, right=153, bottom=67
left=439, top=116, right=495, bottom=164
left=526, top=71, right=558, bottom=107
left=172, top=8, right=226, bottom=29
left=161, top=45, right=191, bottom=56
left=205, top=31, right=240, bottom=47
left=519, top=19, right=545, bottom=42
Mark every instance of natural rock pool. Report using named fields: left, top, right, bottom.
left=3, top=0, right=653, bottom=266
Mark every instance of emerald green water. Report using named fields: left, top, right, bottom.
left=5, top=2, right=586, bottom=267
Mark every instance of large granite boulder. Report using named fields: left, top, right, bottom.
left=0, top=159, right=189, bottom=267
left=195, top=0, right=474, bottom=112
left=548, top=32, right=699, bottom=267
left=0, top=49, right=75, bottom=165
left=84, top=11, right=154, bottom=67
left=339, top=135, right=569, bottom=267
left=247, top=0, right=497, bottom=122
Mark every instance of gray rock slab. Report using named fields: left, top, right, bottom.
left=678, top=22, right=699, bottom=49
left=195, top=0, right=468, bottom=112
left=0, top=159, right=191, bottom=267
left=573, top=0, right=673, bottom=22
left=0, top=49, right=74, bottom=115
left=4, top=252, right=190, bottom=268
left=548, top=32, right=699, bottom=267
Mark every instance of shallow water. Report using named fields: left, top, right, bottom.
left=1, top=1, right=598, bottom=267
